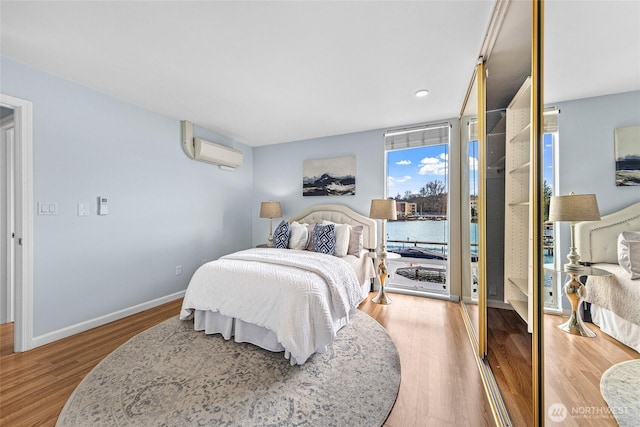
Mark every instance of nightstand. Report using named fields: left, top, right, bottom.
left=545, top=264, right=612, bottom=337
left=367, top=251, right=401, bottom=305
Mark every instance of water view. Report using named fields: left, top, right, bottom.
left=387, top=220, right=477, bottom=255
left=385, top=219, right=555, bottom=303
left=384, top=220, right=465, bottom=295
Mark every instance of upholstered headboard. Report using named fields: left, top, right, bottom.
left=288, top=204, right=377, bottom=250
left=575, top=201, right=640, bottom=264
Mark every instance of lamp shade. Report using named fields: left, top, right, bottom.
left=259, top=201, right=282, bottom=219
left=548, top=193, right=600, bottom=222
left=369, top=199, right=397, bottom=220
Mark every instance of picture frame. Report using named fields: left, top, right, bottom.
left=615, top=126, right=640, bottom=186
left=303, top=156, right=356, bottom=196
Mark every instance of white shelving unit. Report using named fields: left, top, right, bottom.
left=504, top=77, right=534, bottom=333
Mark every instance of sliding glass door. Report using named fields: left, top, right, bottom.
left=384, top=123, right=451, bottom=298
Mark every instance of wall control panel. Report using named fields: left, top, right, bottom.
left=98, top=196, right=109, bottom=215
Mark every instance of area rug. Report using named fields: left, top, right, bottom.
left=600, top=359, right=640, bottom=427
left=56, top=311, right=401, bottom=427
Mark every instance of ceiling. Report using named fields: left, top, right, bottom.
left=1, top=1, right=638, bottom=147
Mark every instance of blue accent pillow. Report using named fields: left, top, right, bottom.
left=312, top=223, right=336, bottom=255
left=273, top=220, right=290, bottom=249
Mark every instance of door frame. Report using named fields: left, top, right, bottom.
left=1, top=113, right=15, bottom=323
left=0, top=93, right=34, bottom=352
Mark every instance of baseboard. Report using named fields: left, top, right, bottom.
left=486, top=299, right=513, bottom=310
left=385, top=287, right=458, bottom=302
left=31, top=291, right=185, bottom=349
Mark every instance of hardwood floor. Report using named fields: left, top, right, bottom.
left=543, top=311, right=639, bottom=426
left=0, top=299, right=183, bottom=426
left=1, top=294, right=495, bottom=427
left=473, top=305, right=639, bottom=426
left=4, top=293, right=635, bottom=427
left=360, top=294, right=495, bottom=427
left=487, top=307, right=533, bottom=427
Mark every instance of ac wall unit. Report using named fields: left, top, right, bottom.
left=181, top=120, right=243, bottom=169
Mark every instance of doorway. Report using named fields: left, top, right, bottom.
left=1, top=106, right=16, bottom=329
left=0, top=93, right=34, bottom=353
left=384, top=122, right=452, bottom=299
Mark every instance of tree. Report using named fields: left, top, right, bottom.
left=543, top=180, right=552, bottom=220
left=422, top=180, right=446, bottom=214
left=424, top=180, right=445, bottom=197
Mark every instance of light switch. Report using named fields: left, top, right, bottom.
left=78, top=202, right=90, bottom=216
left=38, top=202, right=48, bottom=215
left=38, top=202, right=58, bottom=215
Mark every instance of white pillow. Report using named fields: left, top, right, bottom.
left=322, top=220, right=350, bottom=257
left=288, top=221, right=309, bottom=250
left=348, top=225, right=364, bottom=257
left=618, top=231, right=640, bottom=279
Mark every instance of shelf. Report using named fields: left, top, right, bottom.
left=488, top=155, right=505, bottom=171
left=509, top=162, right=530, bottom=174
left=508, top=77, right=532, bottom=110
left=508, top=276, right=528, bottom=297
left=504, top=76, right=533, bottom=330
left=509, top=123, right=531, bottom=144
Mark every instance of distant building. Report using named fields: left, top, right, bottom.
left=470, top=195, right=478, bottom=219
left=396, top=201, right=417, bottom=219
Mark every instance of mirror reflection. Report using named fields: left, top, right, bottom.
left=460, top=70, right=480, bottom=344
left=482, top=1, right=534, bottom=425
left=543, top=1, right=640, bottom=426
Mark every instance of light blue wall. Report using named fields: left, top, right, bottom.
left=1, top=57, right=254, bottom=337
left=555, top=90, right=640, bottom=214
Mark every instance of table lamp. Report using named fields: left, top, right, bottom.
left=369, top=199, right=397, bottom=254
left=548, top=193, right=600, bottom=272
left=260, top=201, right=282, bottom=247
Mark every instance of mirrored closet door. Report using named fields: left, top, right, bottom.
left=460, top=0, right=544, bottom=425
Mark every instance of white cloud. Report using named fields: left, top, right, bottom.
left=418, top=155, right=448, bottom=175
left=387, top=175, right=412, bottom=187
left=396, top=160, right=412, bottom=165
left=469, top=156, right=478, bottom=171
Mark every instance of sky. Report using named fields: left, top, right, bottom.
left=387, top=134, right=555, bottom=198
left=387, top=145, right=451, bottom=198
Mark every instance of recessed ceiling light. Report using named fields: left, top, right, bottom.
left=415, top=89, right=429, bottom=97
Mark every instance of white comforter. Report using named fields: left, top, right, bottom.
left=180, top=248, right=366, bottom=364
left=585, top=263, right=640, bottom=325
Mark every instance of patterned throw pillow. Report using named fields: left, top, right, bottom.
left=273, top=220, right=290, bottom=249
left=312, top=223, right=336, bottom=255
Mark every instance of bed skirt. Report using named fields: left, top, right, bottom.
left=193, top=309, right=347, bottom=365
left=591, top=304, right=640, bottom=353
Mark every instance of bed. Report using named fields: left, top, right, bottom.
left=179, top=204, right=377, bottom=365
left=575, top=201, right=640, bottom=352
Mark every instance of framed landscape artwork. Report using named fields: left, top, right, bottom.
left=303, top=156, right=356, bottom=196
left=615, top=126, right=640, bottom=186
